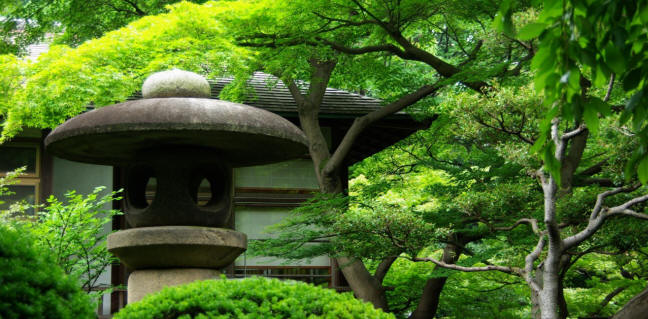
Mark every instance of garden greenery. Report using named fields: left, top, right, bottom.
left=1, top=168, right=122, bottom=295
left=115, top=277, right=395, bottom=319
left=26, top=187, right=123, bottom=292
left=0, top=223, right=94, bottom=319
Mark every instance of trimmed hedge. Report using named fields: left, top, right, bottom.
left=0, top=224, right=94, bottom=319
left=115, top=276, right=395, bottom=319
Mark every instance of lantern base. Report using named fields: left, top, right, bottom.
left=107, top=226, right=247, bottom=303
left=127, top=268, right=221, bottom=303
left=108, top=226, right=247, bottom=269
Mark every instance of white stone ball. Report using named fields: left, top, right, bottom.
left=142, top=69, right=211, bottom=99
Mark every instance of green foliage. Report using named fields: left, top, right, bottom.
left=369, top=258, right=436, bottom=318
left=0, top=0, right=212, bottom=54
left=0, top=1, right=249, bottom=140
left=23, top=187, right=123, bottom=291
left=497, top=0, right=648, bottom=183
left=563, top=253, right=646, bottom=318
left=0, top=166, right=25, bottom=214
left=437, top=270, right=530, bottom=318
left=0, top=55, right=25, bottom=118
left=248, top=191, right=438, bottom=264
left=115, top=277, right=395, bottom=319
left=0, top=223, right=94, bottom=319
left=1, top=167, right=122, bottom=293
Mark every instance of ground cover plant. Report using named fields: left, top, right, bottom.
left=114, top=277, right=395, bottom=319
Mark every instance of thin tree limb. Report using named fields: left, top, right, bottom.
left=494, top=218, right=541, bottom=236
left=412, top=256, right=519, bottom=275
left=563, top=184, right=645, bottom=251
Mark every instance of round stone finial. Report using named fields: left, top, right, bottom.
left=142, top=69, right=211, bottom=98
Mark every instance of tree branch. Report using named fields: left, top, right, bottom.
left=119, top=0, right=146, bottom=16
left=472, top=114, right=534, bottom=145
left=284, top=79, right=306, bottom=106
left=576, top=159, right=608, bottom=177
left=323, top=81, right=441, bottom=176
left=562, top=124, right=587, bottom=140
left=317, top=38, right=412, bottom=60
left=412, top=256, right=519, bottom=275
left=494, top=218, right=541, bottom=236
left=374, top=256, right=398, bottom=285
left=604, top=73, right=615, bottom=102
left=607, top=193, right=648, bottom=215
left=459, top=39, right=484, bottom=67
left=593, top=184, right=641, bottom=220
left=588, top=286, right=627, bottom=317
left=349, top=0, right=388, bottom=29
left=524, top=236, right=546, bottom=293
left=311, top=11, right=378, bottom=27
left=563, top=184, right=644, bottom=251
left=609, top=208, right=648, bottom=220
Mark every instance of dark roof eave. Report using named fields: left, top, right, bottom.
left=273, top=111, right=419, bottom=120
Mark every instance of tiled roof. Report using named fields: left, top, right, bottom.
left=26, top=42, right=49, bottom=60
left=212, top=73, right=384, bottom=115
left=130, top=72, right=387, bottom=116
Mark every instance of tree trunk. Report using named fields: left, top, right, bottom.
left=531, top=271, right=543, bottom=319
left=409, top=277, right=448, bottom=319
left=611, top=286, right=648, bottom=319
left=283, top=58, right=441, bottom=312
left=539, top=270, right=560, bottom=319
left=337, top=256, right=390, bottom=310
left=557, top=279, right=569, bottom=319
left=409, top=237, right=465, bottom=319
left=531, top=288, right=542, bottom=319
left=538, top=249, right=563, bottom=319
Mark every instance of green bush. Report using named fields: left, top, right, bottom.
left=115, top=277, right=395, bottom=319
left=0, top=224, right=94, bottom=319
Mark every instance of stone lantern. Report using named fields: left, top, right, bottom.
left=45, top=70, right=308, bottom=303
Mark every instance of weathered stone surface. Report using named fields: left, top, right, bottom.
left=44, top=97, right=308, bottom=167
left=142, top=69, right=211, bottom=99
left=127, top=268, right=220, bottom=303
left=123, top=148, right=233, bottom=227
left=107, top=226, right=247, bottom=269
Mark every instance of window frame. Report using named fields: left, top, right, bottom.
left=0, top=141, right=43, bottom=210
left=233, top=265, right=333, bottom=287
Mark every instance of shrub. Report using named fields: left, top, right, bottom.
left=115, top=276, right=395, bottom=319
left=0, top=223, right=94, bottom=319
left=25, top=186, right=122, bottom=292
left=2, top=168, right=122, bottom=297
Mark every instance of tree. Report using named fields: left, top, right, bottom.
left=254, top=81, right=648, bottom=318
left=487, top=1, right=648, bottom=318
left=26, top=188, right=123, bottom=292
left=0, top=0, right=209, bottom=55
left=0, top=1, right=245, bottom=141
left=216, top=0, right=528, bottom=313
